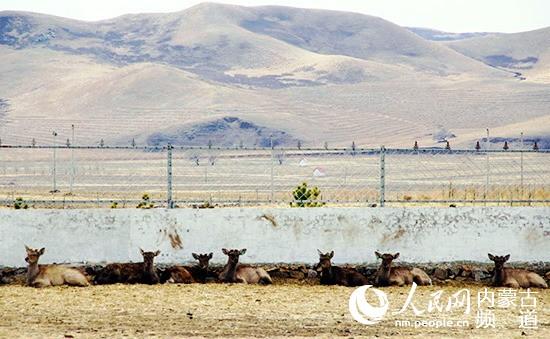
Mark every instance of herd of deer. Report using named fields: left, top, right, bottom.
left=23, top=246, right=548, bottom=289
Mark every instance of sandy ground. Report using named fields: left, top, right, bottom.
left=0, top=283, right=548, bottom=338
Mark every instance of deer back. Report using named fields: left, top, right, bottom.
left=36, top=265, right=88, bottom=287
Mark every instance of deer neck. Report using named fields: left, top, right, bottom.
left=376, top=264, right=392, bottom=283
left=494, top=266, right=506, bottom=284
left=222, top=259, right=238, bottom=281
left=196, top=265, right=208, bottom=276
left=143, top=261, right=155, bottom=275
left=26, top=262, right=40, bottom=285
left=321, top=265, right=334, bottom=280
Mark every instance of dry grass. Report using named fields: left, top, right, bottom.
left=0, top=283, right=548, bottom=338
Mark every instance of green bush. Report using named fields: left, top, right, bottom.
left=136, top=193, right=154, bottom=209
left=291, top=182, right=325, bottom=207
left=14, top=197, right=28, bottom=209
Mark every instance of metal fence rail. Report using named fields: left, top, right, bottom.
left=1, top=144, right=549, bottom=208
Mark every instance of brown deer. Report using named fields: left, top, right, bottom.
left=94, top=249, right=160, bottom=285
left=316, top=250, right=368, bottom=287
left=374, top=252, right=432, bottom=287
left=24, top=246, right=89, bottom=287
left=161, top=252, right=213, bottom=284
left=488, top=254, right=547, bottom=288
left=219, top=248, right=272, bottom=284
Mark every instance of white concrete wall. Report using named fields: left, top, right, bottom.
left=0, top=207, right=548, bottom=267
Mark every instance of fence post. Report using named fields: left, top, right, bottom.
left=166, top=144, right=173, bottom=209
left=520, top=132, right=524, bottom=198
left=485, top=129, right=490, bottom=206
left=51, top=131, right=58, bottom=193
left=379, top=146, right=386, bottom=207
left=70, top=124, right=75, bottom=194
left=269, top=136, right=274, bottom=202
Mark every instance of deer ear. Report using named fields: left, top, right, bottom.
left=192, top=253, right=199, bottom=259
left=208, top=252, right=213, bottom=259
left=154, top=250, right=160, bottom=256
left=375, top=251, right=382, bottom=259
left=329, top=251, right=334, bottom=259
left=140, top=248, right=145, bottom=255
left=38, top=248, right=45, bottom=255
left=25, top=245, right=31, bottom=252
left=239, top=248, right=247, bottom=255
left=317, top=249, right=323, bottom=256
left=222, top=248, right=228, bottom=255
left=488, top=253, right=495, bottom=261
left=393, top=252, right=400, bottom=259
left=504, top=254, right=510, bottom=261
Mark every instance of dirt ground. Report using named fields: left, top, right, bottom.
left=0, top=282, right=548, bottom=338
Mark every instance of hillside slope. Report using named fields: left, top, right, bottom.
left=0, top=3, right=548, bottom=148
left=446, top=27, right=550, bottom=82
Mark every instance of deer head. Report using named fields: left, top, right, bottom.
left=222, top=248, right=246, bottom=264
left=192, top=252, right=213, bottom=269
left=488, top=253, right=510, bottom=270
left=317, top=249, right=334, bottom=271
left=140, top=249, right=160, bottom=266
left=24, top=245, right=45, bottom=265
left=375, top=251, right=400, bottom=269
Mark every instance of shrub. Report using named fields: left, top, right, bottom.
left=136, top=193, right=154, bottom=209
left=14, top=197, right=28, bottom=209
left=291, top=182, right=325, bottom=207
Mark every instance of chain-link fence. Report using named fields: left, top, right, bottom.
left=0, top=145, right=548, bottom=208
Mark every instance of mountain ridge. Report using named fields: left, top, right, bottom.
left=0, top=3, right=549, bottom=147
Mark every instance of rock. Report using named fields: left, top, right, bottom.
left=472, top=268, right=492, bottom=282
left=460, top=264, right=473, bottom=278
left=449, top=266, right=460, bottom=278
left=545, top=271, right=550, bottom=280
left=434, top=267, right=448, bottom=280
left=307, top=269, right=318, bottom=279
left=473, top=270, right=482, bottom=282
left=289, top=270, right=305, bottom=280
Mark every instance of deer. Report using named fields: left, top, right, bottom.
left=488, top=254, right=547, bottom=288
left=374, top=252, right=432, bottom=287
left=24, top=245, right=89, bottom=287
left=161, top=252, right=213, bottom=284
left=219, top=248, right=272, bottom=284
left=94, top=249, right=160, bottom=285
left=316, top=250, right=368, bottom=287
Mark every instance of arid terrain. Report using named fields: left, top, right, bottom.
left=0, top=283, right=548, bottom=338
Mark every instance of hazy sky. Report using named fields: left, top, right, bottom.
left=1, top=0, right=548, bottom=33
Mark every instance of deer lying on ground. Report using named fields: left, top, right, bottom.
left=219, top=248, right=272, bottom=284
left=161, top=252, right=213, bottom=284
left=94, top=249, right=160, bottom=285
left=488, top=254, right=547, bottom=288
left=316, top=250, right=368, bottom=287
left=374, top=252, right=432, bottom=287
left=24, top=246, right=89, bottom=287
